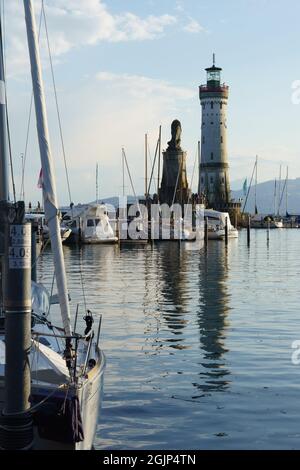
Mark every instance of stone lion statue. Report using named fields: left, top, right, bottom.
left=167, top=119, right=182, bottom=150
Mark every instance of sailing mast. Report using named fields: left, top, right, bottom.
left=197, top=140, right=201, bottom=195
left=277, top=164, right=282, bottom=216
left=157, top=125, right=162, bottom=198
left=0, top=18, right=8, bottom=203
left=145, top=133, right=148, bottom=199
left=96, top=163, right=99, bottom=204
left=273, top=178, right=277, bottom=216
left=254, top=155, right=258, bottom=214
left=24, top=0, right=72, bottom=337
left=286, top=166, right=289, bottom=216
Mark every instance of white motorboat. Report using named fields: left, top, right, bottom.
left=25, top=213, right=72, bottom=244
left=63, top=203, right=118, bottom=244
left=204, top=209, right=239, bottom=239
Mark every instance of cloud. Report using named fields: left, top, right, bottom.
left=183, top=19, right=205, bottom=34
left=96, top=72, right=195, bottom=101
left=15, top=70, right=198, bottom=204
left=4, top=0, right=177, bottom=76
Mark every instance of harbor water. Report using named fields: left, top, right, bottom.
left=38, top=229, right=300, bottom=450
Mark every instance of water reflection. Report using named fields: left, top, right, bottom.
left=196, top=243, right=231, bottom=394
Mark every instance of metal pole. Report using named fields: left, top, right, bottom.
left=157, top=125, right=162, bottom=196
left=145, top=133, right=148, bottom=198
left=0, top=17, right=9, bottom=202
left=247, top=215, right=251, bottom=246
left=0, top=213, right=33, bottom=450
left=225, top=217, right=228, bottom=245
left=31, top=223, right=37, bottom=282
left=205, top=216, right=208, bottom=246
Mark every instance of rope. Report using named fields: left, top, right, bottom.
left=79, top=250, right=87, bottom=313
left=42, top=0, right=73, bottom=210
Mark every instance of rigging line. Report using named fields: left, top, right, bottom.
left=42, top=0, right=73, bottom=209
left=171, top=156, right=183, bottom=207
left=278, top=175, right=287, bottom=214
left=123, top=148, right=139, bottom=206
left=184, top=146, right=198, bottom=219
left=20, top=3, right=44, bottom=203
left=146, top=136, right=159, bottom=196
left=242, top=158, right=257, bottom=215
left=79, top=250, right=87, bottom=313
left=0, top=6, right=16, bottom=202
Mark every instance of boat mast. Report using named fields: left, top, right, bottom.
left=0, top=18, right=8, bottom=202
left=285, top=166, right=289, bottom=216
left=96, top=163, right=99, bottom=204
left=122, top=148, right=125, bottom=197
left=273, top=178, right=277, bottom=216
left=277, top=164, right=282, bottom=216
left=197, top=140, right=201, bottom=195
left=157, top=125, right=162, bottom=198
left=23, top=0, right=72, bottom=336
left=254, top=155, right=258, bottom=214
left=145, top=133, right=148, bottom=199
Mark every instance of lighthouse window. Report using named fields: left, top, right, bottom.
left=211, top=101, right=214, bottom=109
left=221, top=136, right=223, bottom=143
left=211, top=152, right=214, bottom=160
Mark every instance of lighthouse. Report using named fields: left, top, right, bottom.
left=198, top=56, right=234, bottom=211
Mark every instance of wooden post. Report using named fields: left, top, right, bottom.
left=205, top=216, right=208, bottom=246
left=225, top=217, right=228, bottom=245
left=267, top=219, right=270, bottom=244
left=247, top=216, right=251, bottom=245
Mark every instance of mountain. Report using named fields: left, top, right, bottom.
left=232, top=178, right=300, bottom=215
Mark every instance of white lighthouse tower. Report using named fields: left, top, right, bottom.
left=198, top=56, right=232, bottom=210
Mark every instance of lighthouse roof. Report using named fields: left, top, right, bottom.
left=205, top=64, right=222, bottom=72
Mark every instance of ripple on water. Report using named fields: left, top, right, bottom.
left=38, top=230, right=300, bottom=449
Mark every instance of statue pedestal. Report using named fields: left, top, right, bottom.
left=159, top=149, right=190, bottom=206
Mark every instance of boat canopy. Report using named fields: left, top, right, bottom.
left=204, top=209, right=234, bottom=230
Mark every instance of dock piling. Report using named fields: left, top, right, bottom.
left=225, top=217, right=228, bottom=245
left=0, top=211, right=33, bottom=450
left=247, top=216, right=251, bottom=246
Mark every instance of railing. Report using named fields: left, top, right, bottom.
left=199, top=85, right=229, bottom=92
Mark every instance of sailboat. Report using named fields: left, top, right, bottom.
left=119, top=147, right=148, bottom=244
left=0, top=0, right=105, bottom=450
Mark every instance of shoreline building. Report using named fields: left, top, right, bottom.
left=198, top=56, right=241, bottom=215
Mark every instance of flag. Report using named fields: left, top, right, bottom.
left=243, top=178, right=247, bottom=196
left=37, top=168, right=43, bottom=189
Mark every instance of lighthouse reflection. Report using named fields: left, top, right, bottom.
left=151, top=241, right=231, bottom=396
left=195, top=243, right=231, bottom=394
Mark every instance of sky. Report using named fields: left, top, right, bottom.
left=3, top=0, right=300, bottom=206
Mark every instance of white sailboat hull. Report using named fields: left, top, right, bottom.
left=0, top=337, right=105, bottom=450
